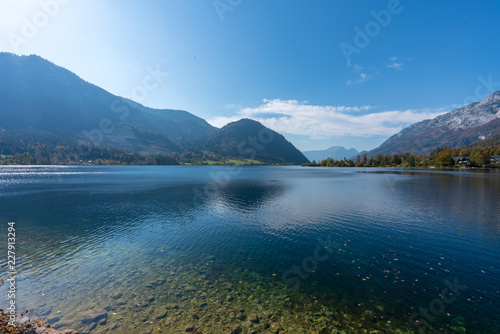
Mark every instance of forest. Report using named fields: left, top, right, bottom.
left=0, top=131, right=179, bottom=165
left=303, top=145, right=500, bottom=168
left=2, top=130, right=500, bottom=167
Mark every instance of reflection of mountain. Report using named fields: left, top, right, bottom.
left=215, top=181, right=287, bottom=213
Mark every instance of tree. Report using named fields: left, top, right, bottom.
left=417, top=154, right=427, bottom=168
left=355, top=155, right=364, bottom=167
left=435, top=147, right=454, bottom=166
left=391, top=154, right=402, bottom=166
left=407, top=154, right=416, bottom=167
left=470, top=150, right=491, bottom=166
left=458, top=148, right=470, bottom=156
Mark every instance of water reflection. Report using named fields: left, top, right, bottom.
left=365, top=169, right=500, bottom=245
left=215, top=181, right=287, bottom=213
left=0, top=166, right=498, bottom=333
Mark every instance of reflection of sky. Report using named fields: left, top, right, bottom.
left=365, top=169, right=500, bottom=246
left=0, top=166, right=499, bottom=332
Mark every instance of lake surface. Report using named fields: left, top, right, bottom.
left=0, top=166, right=499, bottom=334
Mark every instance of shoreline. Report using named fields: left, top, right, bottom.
left=1, top=164, right=499, bottom=169
left=1, top=311, right=78, bottom=334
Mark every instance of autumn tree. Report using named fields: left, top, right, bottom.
left=470, top=150, right=491, bottom=166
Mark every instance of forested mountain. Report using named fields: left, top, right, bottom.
left=465, top=132, right=500, bottom=151
left=0, top=52, right=215, bottom=155
left=0, top=53, right=307, bottom=165
left=203, top=119, right=310, bottom=164
left=0, top=130, right=178, bottom=165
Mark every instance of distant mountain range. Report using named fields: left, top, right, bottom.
left=367, top=91, right=500, bottom=156
left=4, top=52, right=497, bottom=164
left=303, top=146, right=359, bottom=162
left=0, top=53, right=308, bottom=165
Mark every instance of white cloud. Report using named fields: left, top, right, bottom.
left=353, top=64, right=363, bottom=73
left=346, top=73, right=373, bottom=85
left=387, top=62, right=403, bottom=70
left=386, top=56, right=403, bottom=70
left=346, top=63, right=374, bottom=86
left=208, top=99, right=450, bottom=139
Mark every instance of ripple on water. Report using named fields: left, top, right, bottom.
left=0, top=166, right=498, bottom=333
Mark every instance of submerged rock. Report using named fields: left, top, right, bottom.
left=262, top=310, right=273, bottom=319
left=228, top=323, right=242, bottom=333
left=166, top=303, right=179, bottom=309
left=46, top=315, right=60, bottom=323
left=184, top=323, right=195, bottom=331
left=153, top=308, right=168, bottom=320
left=248, top=313, right=259, bottom=322
left=111, top=292, right=122, bottom=300
left=270, top=322, right=282, bottom=333
left=79, top=309, right=107, bottom=324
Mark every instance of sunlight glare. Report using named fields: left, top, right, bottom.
left=0, top=0, right=47, bottom=33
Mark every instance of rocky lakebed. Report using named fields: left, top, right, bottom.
left=22, top=248, right=448, bottom=334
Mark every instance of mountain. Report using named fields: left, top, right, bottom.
left=350, top=150, right=368, bottom=161
left=367, top=91, right=500, bottom=156
left=0, top=52, right=217, bottom=155
left=204, top=119, right=310, bottom=164
left=303, top=146, right=359, bottom=162
left=465, top=132, right=500, bottom=151
left=0, top=53, right=307, bottom=164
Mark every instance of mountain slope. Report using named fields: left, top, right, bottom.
left=0, top=53, right=307, bottom=164
left=465, top=132, right=500, bottom=151
left=0, top=52, right=217, bottom=154
left=367, top=91, right=500, bottom=156
left=204, top=119, right=310, bottom=164
left=303, top=146, right=359, bottom=162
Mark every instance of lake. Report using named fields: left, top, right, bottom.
left=0, top=166, right=499, bottom=334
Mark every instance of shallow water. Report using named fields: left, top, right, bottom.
left=0, top=166, right=499, bottom=333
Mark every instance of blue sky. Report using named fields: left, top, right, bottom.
left=1, top=0, right=500, bottom=152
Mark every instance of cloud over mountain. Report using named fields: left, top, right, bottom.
left=209, top=99, right=450, bottom=139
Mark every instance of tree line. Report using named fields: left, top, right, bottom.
left=0, top=131, right=179, bottom=165
left=303, top=146, right=500, bottom=168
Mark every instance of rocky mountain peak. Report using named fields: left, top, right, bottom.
left=430, top=91, right=500, bottom=131
left=479, top=90, right=500, bottom=106
left=366, top=90, right=500, bottom=156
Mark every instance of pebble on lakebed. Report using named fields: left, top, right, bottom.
left=32, top=253, right=437, bottom=334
